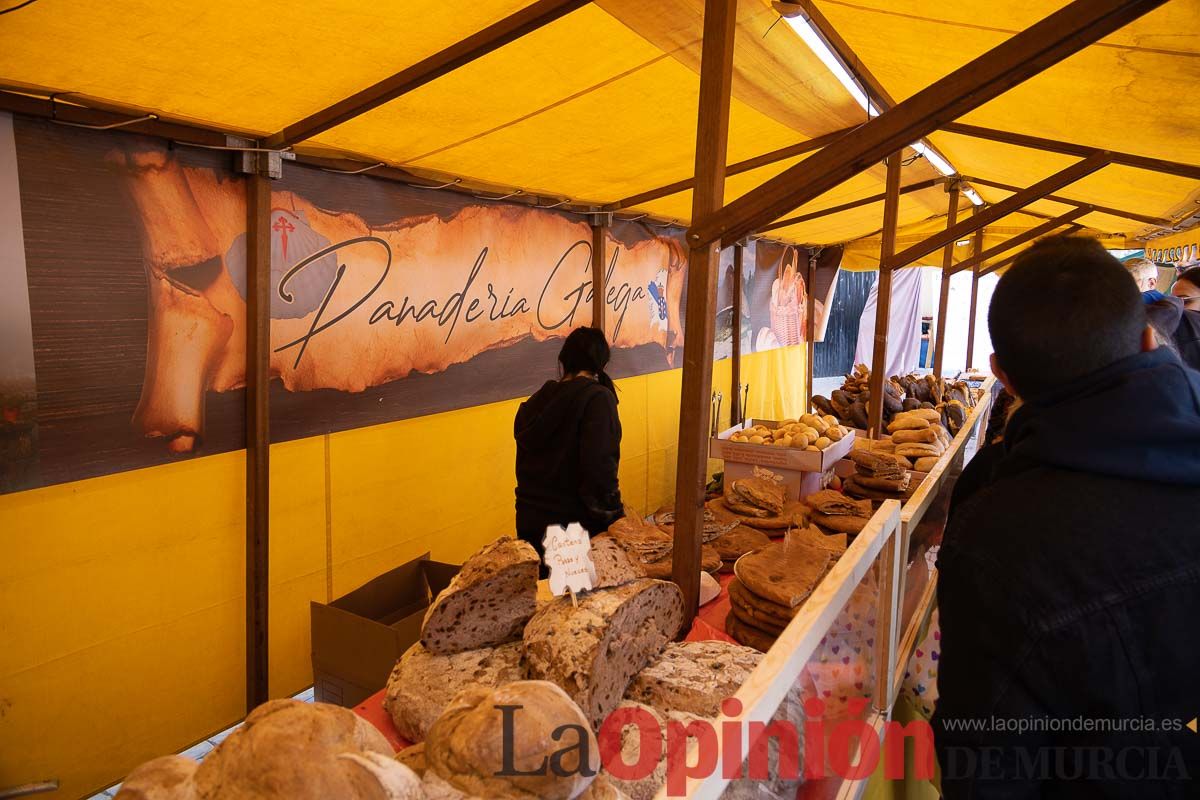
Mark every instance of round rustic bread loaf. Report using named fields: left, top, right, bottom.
left=188, top=699, right=407, bottom=800
left=114, top=755, right=198, bottom=800
left=524, top=579, right=684, bottom=730
left=384, top=640, right=525, bottom=743
left=422, top=538, right=539, bottom=655
left=424, top=681, right=599, bottom=799
left=338, top=752, right=425, bottom=799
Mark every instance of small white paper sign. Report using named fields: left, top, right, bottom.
left=543, top=523, right=596, bottom=596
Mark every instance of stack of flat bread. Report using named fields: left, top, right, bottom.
left=725, top=528, right=846, bottom=652
left=843, top=450, right=912, bottom=501
left=651, top=505, right=739, bottom=543
left=607, top=513, right=721, bottom=578
left=804, top=488, right=874, bottom=536
left=718, top=471, right=809, bottom=533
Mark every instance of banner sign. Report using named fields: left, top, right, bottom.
left=0, top=118, right=827, bottom=493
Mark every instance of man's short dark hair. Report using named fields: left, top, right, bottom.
left=988, top=235, right=1145, bottom=399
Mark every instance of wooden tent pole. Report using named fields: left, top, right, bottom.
left=591, top=216, right=607, bottom=330
left=866, top=154, right=902, bottom=439
left=266, top=0, right=589, bottom=148
left=605, top=126, right=857, bottom=212
left=960, top=174, right=1171, bottom=227
left=730, top=242, right=744, bottom=425
left=686, top=0, right=1164, bottom=249
left=672, top=0, right=737, bottom=625
left=965, top=225, right=985, bottom=371
left=245, top=165, right=271, bottom=710
left=805, top=248, right=817, bottom=411
left=944, top=122, right=1200, bottom=182
left=931, top=185, right=961, bottom=377
left=885, top=153, right=1110, bottom=269
left=949, top=207, right=1091, bottom=275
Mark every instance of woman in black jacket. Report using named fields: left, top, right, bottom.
left=514, top=327, right=624, bottom=557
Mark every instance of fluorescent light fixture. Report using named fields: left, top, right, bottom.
left=962, top=187, right=984, bottom=206
left=909, top=140, right=956, bottom=177
left=785, top=16, right=876, bottom=116
left=956, top=239, right=971, bottom=246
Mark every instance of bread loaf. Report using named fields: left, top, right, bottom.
left=733, top=539, right=831, bottom=608
left=590, top=534, right=646, bottom=589
left=425, top=681, right=598, bottom=799
left=384, top=640, right=525, bottom=743
left=396, top=743, right=427, bottom=777
left=188, top=699, right=397, bottom=800
left=114, top=756, right=198, bottom=800
left=914, top=456, right=939, bottom=472
left=524, top=579, right=684, bottom=729
left=625, top=641, right=762, bottom=718
left=338, top=752, right=425, bottom=800
left=422, top=537, right=539, bottom=655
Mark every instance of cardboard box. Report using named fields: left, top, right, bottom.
left=710, top=420, right=856, bottom=500
left=311, top=554, right=460, bottom=708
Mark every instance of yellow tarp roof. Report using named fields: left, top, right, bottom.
left=0, top=0, right=1196, bottom=254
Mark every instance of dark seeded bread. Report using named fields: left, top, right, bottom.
left=625, top=641, right=761, bottom=718
left=590, top=534, right=646, bottom=589
left=523, top=579, right=684, bottom=730
left=383, top=641, right=525, bottom=743
left=421, top=538, right=539, bottom=655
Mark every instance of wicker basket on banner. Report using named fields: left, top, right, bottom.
left=769, top=247, right=807, bottom=347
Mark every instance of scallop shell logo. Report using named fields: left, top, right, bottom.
left=225, top=209, right=338, bottom=319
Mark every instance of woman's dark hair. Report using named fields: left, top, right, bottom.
left=558, top=326, right=616, bottom=395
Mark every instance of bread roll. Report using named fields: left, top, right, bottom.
left=422, top=537, right=539, bottom=655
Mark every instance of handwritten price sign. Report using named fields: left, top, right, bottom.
left=543, top=523, right=596, bottom=597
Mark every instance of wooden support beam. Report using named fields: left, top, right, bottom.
left=866, top=154, right=902, bottom=439
left=931, top=185, right=961, bottom=377
left=686, top=0, right=1165, bottom=249
left=730, top=242, right=744, bottom=425
left=672, top=0, right=737, bottom=626
left=965, top=226, right=985, bottom=371
left=949, top=207, right=1091, bottom=275
left=752, top=177, right=944, bottom=238
left=804, top=248, right=816, bottom=411
left=245, top=166, right=271, bottom=710
left=961, top=174, right=1172, bottom=227
left=591, top=219, right=607, bottom=330
left=265, top=0, right=590, bottom=148
left=885, top=152, right=1110, bottom=269
left=943, top=121, right=1200, bottom=182
left=605, top=125, right=858, bottom=212
left=978, top=223, right=1085, bottom=276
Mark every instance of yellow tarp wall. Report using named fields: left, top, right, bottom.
left=0, top=345, right=805, bottom=799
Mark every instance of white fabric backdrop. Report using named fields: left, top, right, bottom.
left=853, top=266, right=924, bottom=376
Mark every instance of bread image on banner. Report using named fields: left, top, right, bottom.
left=110, top=143, right=688, bottom=453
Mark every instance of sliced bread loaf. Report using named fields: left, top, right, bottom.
left=524, top=579, right=684, bottom=729
left=421, top=537, right=539, bottom=655
left=625, top=640, right=761, bottom=718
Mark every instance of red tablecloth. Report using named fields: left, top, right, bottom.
left=354, top=575, right=739, bottom=751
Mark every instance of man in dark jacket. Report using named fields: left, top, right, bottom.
left=933, top=236, right=1200, bottom=797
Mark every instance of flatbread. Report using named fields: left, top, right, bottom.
left=811, top=511, right=870, bottom=535
left=721, top=497, right=772, bottom=518
left=853, top=473, right=911, bottom=493
left=803, top=489, right=872, bottom=518
left=725, top=612, right=778, bottom=653
left=710, top=526, right=772, bottom=560
left=728, top=476, right=786, bottom=514
left=733, top=539, right=832, bottom=608
left=728, top=597, right=788, bottom=636
left=642, top=544, right=722, bottom=579
left=728, top=577, right=795, bottom=627
left=787, top=525, right=848, bottom=556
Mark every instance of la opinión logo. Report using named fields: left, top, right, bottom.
left=496, top=697, right=936, bottom=795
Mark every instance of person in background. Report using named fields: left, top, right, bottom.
left=1171, top=265, right=1200, bottom=311
left=1127, top=257, right=1200, bottom=370
left=514, top=327, right=623, bottom=559
left=933, top=236, right=1200, bottom=797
